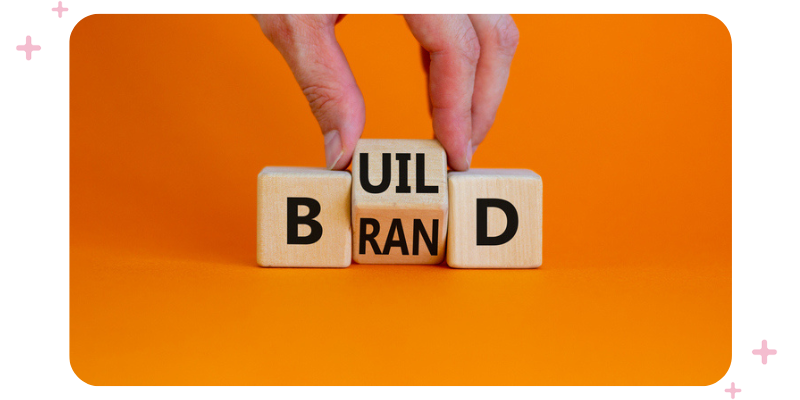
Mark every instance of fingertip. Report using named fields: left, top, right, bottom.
left=449, top=155, right=469, bottom=171
left=465, top=138, right=473, bottom=169
left=323, top=130, right=344, bottom=170
left=331, top=152, right=351, bottom=170
left=330, top=94, right=365, bottom=170
left=324, top=129, right=360, bottom=170
left=328, top=151, right=347, bottom=170
left=441, top=139, right=471, bottom=171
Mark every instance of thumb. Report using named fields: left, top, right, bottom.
left=257, top=15, right=365, bottom=170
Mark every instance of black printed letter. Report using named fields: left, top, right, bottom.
left=359, top=218, right=382, bottom=255
left=395, top=153, right=412, bottom=193
left=416, top=153, right=438, bottom=193
left=360, top=153, right=392, bottom=194
left=412, top=219, right=438, bottom=256
left=382, top=219, right=409, bottom=255
left=476, top=199, right=518, bottom=246
left=287, top=197, right=323, bottom=245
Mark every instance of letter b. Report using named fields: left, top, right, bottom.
left=287, top=197, right=323, bottom=245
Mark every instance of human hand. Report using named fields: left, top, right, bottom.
left=255, top=14, right=519, bottom=171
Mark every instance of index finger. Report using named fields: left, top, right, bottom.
left=404, top=14, right=479, bottom=171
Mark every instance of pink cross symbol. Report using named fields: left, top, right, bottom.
left=52, top=1, right=68, bottom=18
left=725, top=382, right=741, bottom=399
left=16, top=36, right=41, bottom=61
left=752, top=339, right=777, bottom=364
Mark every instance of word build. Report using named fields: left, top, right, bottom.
left=256, top=140, right=543, bottom=268
left=351, top=139, right=448, bottom=264
left=257, top=167, right=351, bottom=267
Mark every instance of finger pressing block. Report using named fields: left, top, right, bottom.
left=447, top=169, right=542, bottom=268
left=351, top=139, right=448, bottom=264
left=257, top=167, right=352, bottom=267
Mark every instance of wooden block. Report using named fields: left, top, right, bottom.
left=447, top=169, right=542, bottom=268
left=257, top=167, right=351, bottom=267
left=351, top=139, right=448, bottom=264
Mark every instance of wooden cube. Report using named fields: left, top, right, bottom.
left=351, top=139, right=448, bottom=264
left=257, top=167, right=351, bottom=267
left=447, top=169, right=542, bottom=268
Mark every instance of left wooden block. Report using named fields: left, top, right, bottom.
left=257, top=167, right=352, bottom=267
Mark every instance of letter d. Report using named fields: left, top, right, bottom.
left=476, top=198, right=518, bottom=246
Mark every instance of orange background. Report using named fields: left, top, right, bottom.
left=70, top=15, right=731, bottom=385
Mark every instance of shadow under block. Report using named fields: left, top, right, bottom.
left=447, top=169, right=542, bottom=268
left=257, top=167, right=352, bottom=267
left=352, top=139, right=448, bottom=264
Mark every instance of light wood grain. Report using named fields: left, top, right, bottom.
left=447, top=168, right=542, bottom=268
left=257, top=167, right=351, bottom=267
left=351, top=139, right=448, bottom=264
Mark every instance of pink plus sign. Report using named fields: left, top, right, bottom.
left=725, top=382, right=741, bottom=399
left=752, top=339, right=777, bottom=364
left=52, top=1, right=68, bottom=18
left=16, top=36, right=41, bottom=61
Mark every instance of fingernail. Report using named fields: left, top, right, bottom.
left=465, top=139, right=473, bottom=169
left=324, top=130, right=343, bottom=170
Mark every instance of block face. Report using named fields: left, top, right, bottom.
left=257, top=167, right=352, bottom=267
left=447, top=169, right=542, bottom=268
left=352, top=139, right=448, bottom=264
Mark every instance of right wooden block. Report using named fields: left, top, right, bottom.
left=447, top=169, right=543, bottom=268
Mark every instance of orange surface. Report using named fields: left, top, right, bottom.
left=70, top=15, right=732, bottom=385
